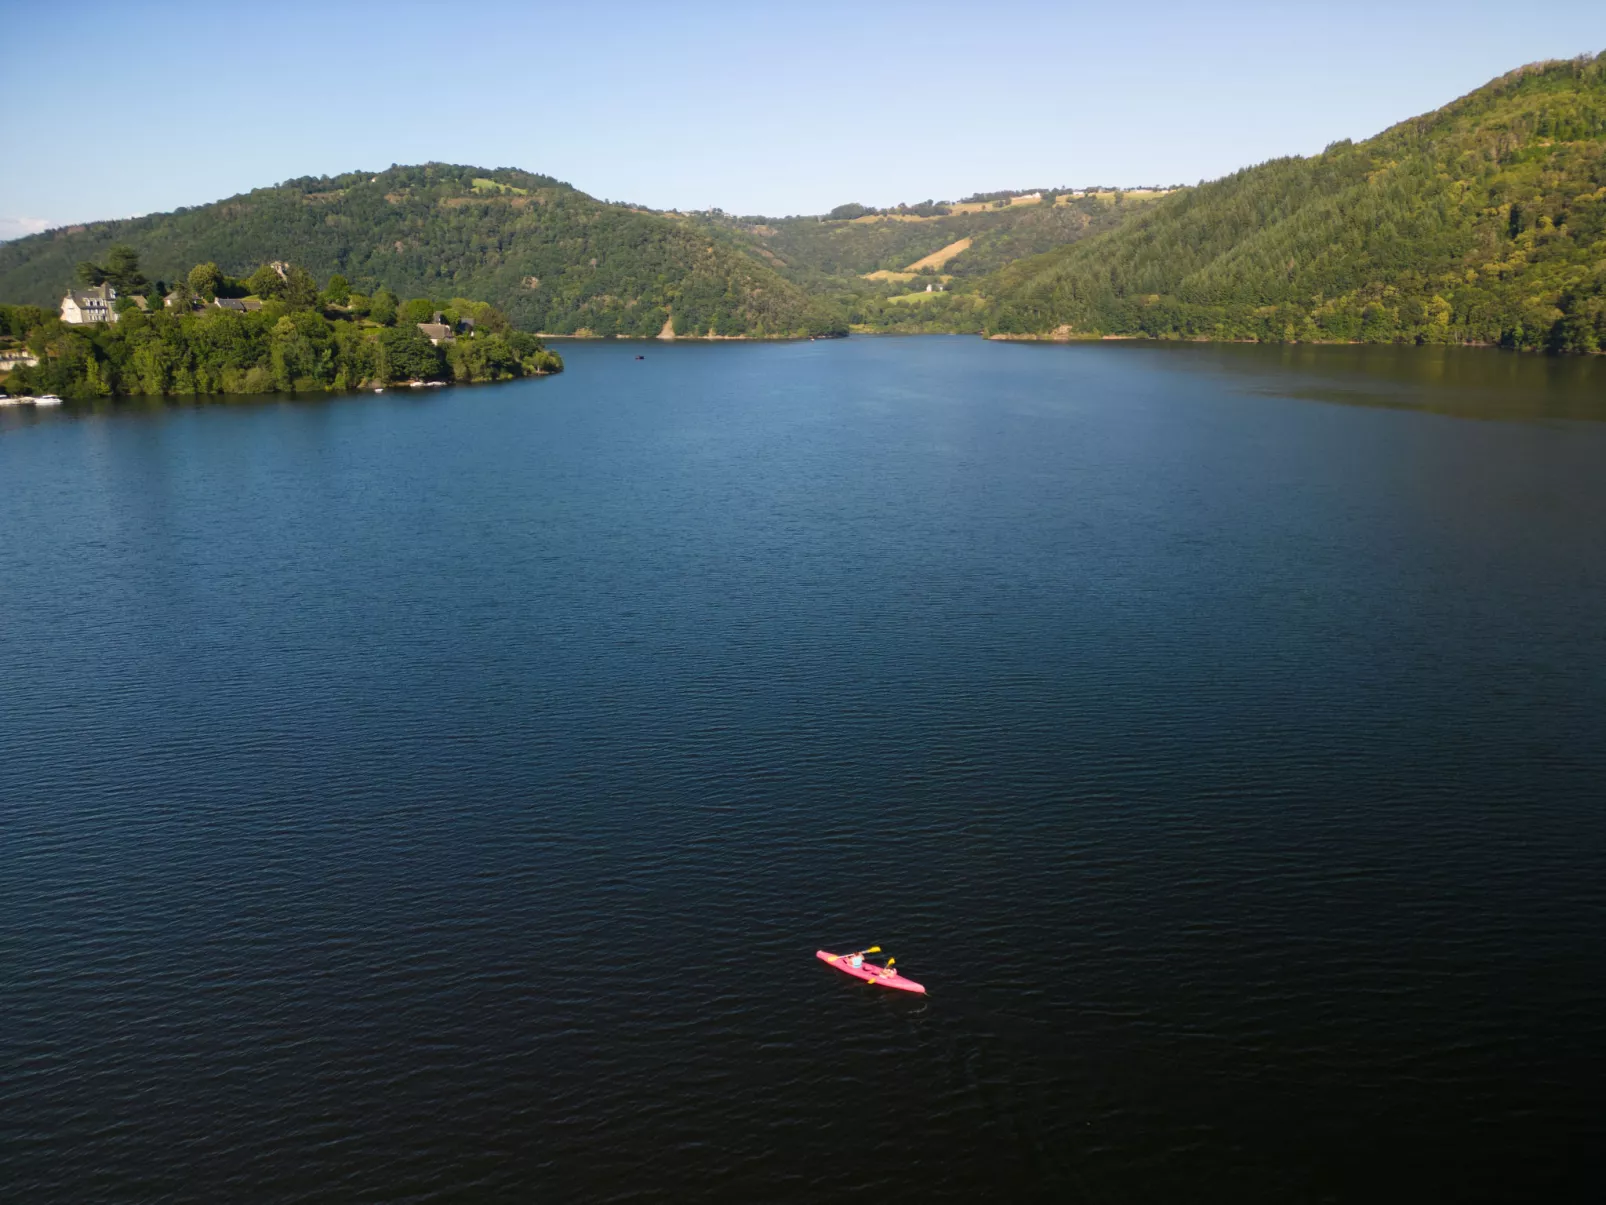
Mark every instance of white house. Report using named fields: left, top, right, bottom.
left=61, top=283, right=119, bottom=325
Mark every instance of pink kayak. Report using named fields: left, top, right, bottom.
left=817, top=950, right=927, bottom=994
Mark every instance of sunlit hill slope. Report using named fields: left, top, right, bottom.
left=984, top=54, right=1606, bottom=353
left=0, top=166, right=832, bottom=339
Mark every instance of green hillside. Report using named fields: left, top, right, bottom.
left=0, top=165, right=831, bottom=339
left=692, top=191, right=1165, bottom=330
left=9, top=53, right=1603, bottom=354
left=711, top=193, right=1155, bottom=283
left=983, top=54, right=1606, bottom=352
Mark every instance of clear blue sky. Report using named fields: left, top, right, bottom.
left=2, top=0, right=1602, bottom=238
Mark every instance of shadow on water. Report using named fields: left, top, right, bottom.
left=0, top=390, right=391, bottom=433
left=1074, top=341, right=1606, bottom=423
left=0, top=378, right=554, bottom=435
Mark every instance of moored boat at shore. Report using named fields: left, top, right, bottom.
left=0, top=394, right=62, bottom=406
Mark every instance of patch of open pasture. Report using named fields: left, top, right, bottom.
left=904, top=237, right=972, bottom=273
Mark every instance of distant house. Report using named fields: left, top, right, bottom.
left=417, top=311, right=455, bottom=345
left=213, top=297, right=264, bottom=313
left=61, top=284, right=118, bottom=325
left=0, top=349, right=39, bottom=371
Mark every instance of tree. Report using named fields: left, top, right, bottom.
left=269, top=312, right=334, bottom=390
left=77, top=260, right=107, bottom=287
left=829, top=203, right=869, bottom=220
left=188, top=262, right=222, bottom=299
left=369, top=287, right=397, bottom=326
left=448, top=332, right=519, bottom=382
left=0, top=304, right=50, bottom=336
left=397, top=297, right=436, bottom=326
left=376, top=325, right=444, bottom=381
left=322, top=273, right=351, bottom=306
left=279, top=265, right=319, bottom=310
left=104, top=245, right=147, bottom=294
left=245, top=263, right=283, bottom=298
left=803, top=306, right=850, bottom=337
left=448, top=296, right=512, bottom=334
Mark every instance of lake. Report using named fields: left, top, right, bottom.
left=3, top=337, right=1604, bottom=1202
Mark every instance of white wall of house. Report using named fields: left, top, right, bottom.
left=60, top=285, right=119, bottom=325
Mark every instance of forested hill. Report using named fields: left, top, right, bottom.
left=0, top=165, right=831, bottom=338
left=705, top=191, right=1165, bottom=289
left=984, top=54, right=1606, bottom=353
left=687, top=190, right=1167, bottom=333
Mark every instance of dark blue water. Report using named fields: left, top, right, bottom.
left=3, top=338, right=1604, bottom=1202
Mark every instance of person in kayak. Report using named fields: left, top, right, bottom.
left=849, top=952, right=865, bottom=969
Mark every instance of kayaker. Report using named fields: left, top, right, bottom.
left=849, top=952, right=864, bottom=969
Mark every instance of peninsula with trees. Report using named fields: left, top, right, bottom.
left=1, top=248, right=561, bottom=399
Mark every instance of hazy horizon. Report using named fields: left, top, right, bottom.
left=2, top=0, right=1603, bottom=240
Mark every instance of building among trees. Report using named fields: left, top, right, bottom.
left=417, top=312, right=456, bottom=345
left=61, top=284, right=118, bottom=325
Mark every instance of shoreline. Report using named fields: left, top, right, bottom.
left=0, top=370, right=560, bottom=407
left=535, top=332, right=847, bottom=342
left=983, top=330, right=1599, bottom=355
left=547, top=329, right=1593, bottom=358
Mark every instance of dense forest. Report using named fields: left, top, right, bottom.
left=1, top=251, right=561, bottom=399
left=983, top=53, right=1606, bottom=352
left=0, top=166, right=838, bottom=340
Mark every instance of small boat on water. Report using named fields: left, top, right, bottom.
left=1, top=394, right=69, bottom=407
left=817, top=948, right=926, bottom=994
